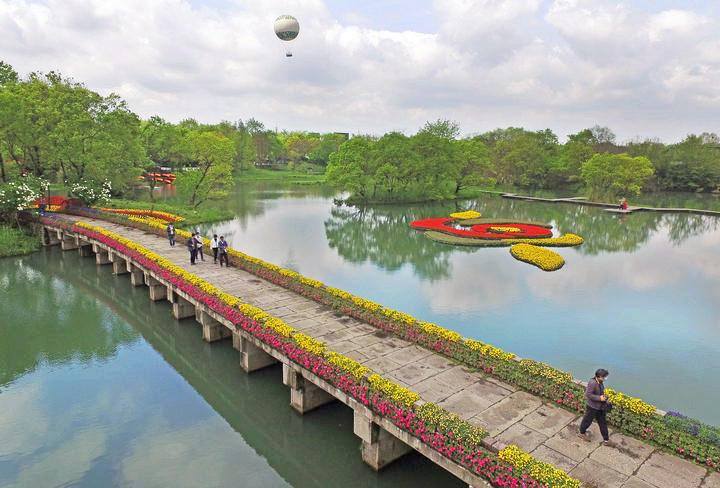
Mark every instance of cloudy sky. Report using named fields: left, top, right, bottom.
left=1, top=0, right=718, bottom=141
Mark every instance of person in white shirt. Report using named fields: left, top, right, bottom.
left=194, top=232, right=204, bottom=261
left=210, top=234, right=219, bottom=263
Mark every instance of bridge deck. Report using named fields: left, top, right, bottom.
left=49, top=214, right=715, bottom=488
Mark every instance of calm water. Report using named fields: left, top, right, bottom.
left=201, top=183, right=720, bottom=425
left=0, top=249, right=462, bottom=487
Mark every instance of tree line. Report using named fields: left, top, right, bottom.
left=327, top=121, right=720, bottom=202
left=0, top=61, right=346, bottom=212
left=2, top=60, right=719, bottom=210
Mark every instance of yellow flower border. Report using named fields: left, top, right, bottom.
left=85, top=212, right=658, bottom=419
left=72, top=220, right=493, bottom=452
left=449, top=210, right=482, bottom=219
left=499, top=445, right=581, bottom=488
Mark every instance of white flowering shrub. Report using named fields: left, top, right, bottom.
left=0, top=175, right=49, bottom=221
left=69, top=179, right=112, bottom=206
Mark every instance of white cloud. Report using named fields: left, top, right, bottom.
left=0, top=0, right=718, bottom=140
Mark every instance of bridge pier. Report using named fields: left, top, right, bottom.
left=145, top=274, right=167, bottom=301
left=353, top=410, right=412, bottom=470
left=234, top=333, right=278, bottom=372
left=283, top=364, right=336, bottom=414
left=111, top=254, right=129, bottom=275
left=42, top=228, right=60, bottom=247
left=168, top=289, right=195, bottom=320
left=78, top=242, right=94, bottom=257
left=60, top=233, right=79, bottom=251
left=199, top=311, right=231, bottom=342
left=127, top=263, right=145, bottom=286
left=94, top=248, right=111, bottom=265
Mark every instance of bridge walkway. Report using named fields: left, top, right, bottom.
left=49, top=214, right=715, bottom=488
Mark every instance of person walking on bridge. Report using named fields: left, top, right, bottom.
left=210, top=234, right=219, bottom=263
left=166, top=223, right=176, bottom=247
left=187, top=234, right=197, bottom=265
left=578, top=368, right=614, bottom=446
left=218, top=236, right=229, bottom=267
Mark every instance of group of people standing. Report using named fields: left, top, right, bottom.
left=166, top=223, right=228, bottom=266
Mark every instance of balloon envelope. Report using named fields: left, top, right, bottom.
left=274, top=15, right=299, bottom=41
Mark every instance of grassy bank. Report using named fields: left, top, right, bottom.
left=235, top=167, right=326, bottom=184
left=105, top=199, right=233, bottom=227
left=0, top=225, right=40, bottom=258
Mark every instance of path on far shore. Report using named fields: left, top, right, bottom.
left=56, top=214, right=718, bottom=488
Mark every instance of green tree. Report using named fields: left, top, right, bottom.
left=581, top=153, right=654, bottom=196
left=176, top=131, right=235, bottom=207
left=326, top=137, right=376, bottom=200
left=418, top=119, right=461, bottom=139
left=453, top=138, right=491, bottom=193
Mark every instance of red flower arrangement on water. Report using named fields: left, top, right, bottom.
left=410, top=217, right=552, bottom=240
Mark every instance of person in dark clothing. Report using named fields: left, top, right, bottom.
left=187, top=235, right=197, bottom=264
left=578, top=368, right=614, bottom=446
left=167, top=223, right=176, bottom=247
left=218, top=236, right=229, bottom=267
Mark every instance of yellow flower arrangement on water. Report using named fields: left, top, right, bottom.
left=488, top=226, right=522, bottom=233
left=498, top=445, right=581, bottom=488
left=509, top=243, right=565, bottom=271
left=449, top=210, right=482, bottom=219
left=605, top=388, right=656, bottom=416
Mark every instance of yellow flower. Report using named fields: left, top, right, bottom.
left=499, top=445, right=580, bottom=488
left=368, top=374, right=419, bottom=407
left=488, top=226, right=521, bottom=233
left=509, top=243, right=565, bottom=271
left=605, top=388, right=656, bottom=416
left=449, top=210, right=481, bottom=219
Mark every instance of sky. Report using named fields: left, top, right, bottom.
left=1, top=0, right=719, bottom=142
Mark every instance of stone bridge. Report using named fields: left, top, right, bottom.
left=40, top=215, right=718, bottom=488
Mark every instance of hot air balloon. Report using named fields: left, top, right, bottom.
left=274, top=15, right=299, bottom=57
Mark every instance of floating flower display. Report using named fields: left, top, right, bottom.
left=410, top=212, right=584, bottom=271
left=410, top=217, right=553, bottom=240
left=488, top=226, right=521, bottom=233
left=449, top=210, right=481, bottom=219
left=509, top=243, right=565, bottom=271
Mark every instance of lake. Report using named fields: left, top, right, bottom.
left=2, top=182, right=719, bottom=486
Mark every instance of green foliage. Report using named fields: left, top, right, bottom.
left=176, top=131, right=235, bottom=207
left=0, top=225, right=40, bottom=257
left=581, top=153, right=654, bottom=196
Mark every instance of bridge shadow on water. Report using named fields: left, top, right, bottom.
left=34, top=247, right=465, bottom=488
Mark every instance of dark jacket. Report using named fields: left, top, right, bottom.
left=585, top=378, right=607, bottom=410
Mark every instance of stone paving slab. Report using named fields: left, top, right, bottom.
left=543, top=423, right=599, bottom=462
left=530, top=445, right=578, bottom=472
left=471, top=391, right=542, bottom=436
left=521, top=403, right=576, bottom=437
left=60, top=216, right=713, bottom=488
left=622, top=477, right=656, bottom=488
left=702, top=472, right=720, bottom=488
left=570, top=458, right=628, bottom=488
left=438, top=379, right=511, bottom=419
left=590, top=433, right=655, bottom=476
left=494, top=422, right=548, bottom=452
left=636, top=451, right=706, bottom=488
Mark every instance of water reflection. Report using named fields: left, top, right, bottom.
left=138, top=184, right=720, bottom=423
left=0, top=251, right=139, bottom=387
left=0, top=249, right=462, bottom=488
